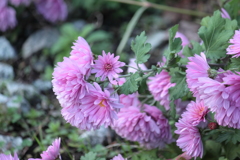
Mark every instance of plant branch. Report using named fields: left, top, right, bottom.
left=108, top=0, right=208, bottom=17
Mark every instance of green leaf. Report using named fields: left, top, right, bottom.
left=198, top=10, right=237, bottom=60
left=131, top=31, right=151, bottom=64
left=224, top=0, right=240, bottom=19
left=224, top=143, right=240, bottom=160
left=229, top=57, right=240, bottom=71
left=80, top=152, right=97, bottom=160
left=119, top=73, right=141, bottom=95
left=169, top=68, right=189, bottom=100
left=204, top=140, right=221, bottom=159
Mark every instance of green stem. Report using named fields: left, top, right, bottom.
left=116, top=6, right=147, bottom=54
left=108, top=0, right=208, bottom=17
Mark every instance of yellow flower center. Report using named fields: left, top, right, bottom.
left=99, top=100, right=106, bottom=107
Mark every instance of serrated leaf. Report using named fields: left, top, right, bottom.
left=169, top=68, right=189, bottom=100
left=131, top=31, right=151, bottom=64
left=80, top=152, right=97, bottom=160
left=198, top=11, right=237, bottom=60
left=120, top=73, right=140, bottom=95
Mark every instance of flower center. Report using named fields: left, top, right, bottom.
left=99, top=100, right=106, bottom=107
left=104, top=63, right=112, bottom=71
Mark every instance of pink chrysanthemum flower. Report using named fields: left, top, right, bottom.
left=114, top=104, right=172, bottom=149
left=35, top=0, right=67, bottom=23
left=127, top=58, right=147, bottom=73
left=52, top=57, right=88, bottom=107
left=70, top=37, right=93, bottom=76
left=92, top=51, right=125, bottom=81
left=63, top=82, right=123, bottom=130
left=0, top=5, right=17, bottom=32
left=111, top=154, right=127, bottom=160
left=148, top=70, right=175, bottom=110
left=9, top=0, right=31, bottom=6
left=175, top=118, right=203, bottom=159
left=226, top=29, right=240, bottom=58
left=119, top=93, right=140, bottom=108
left=186, top=52, right=210, bottom=96
left=29, top=138, right=61, bottom=160
left=181, top=101, right=209, bottom=126
left=0, top=153, right=19, bottom=160
left=221, top=8, right=231, bottom=19
left=0, top=0, right=7, bottom=8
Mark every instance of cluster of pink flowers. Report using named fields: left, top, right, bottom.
left=114, top=103, right=172, bottom=149
left=0, top=0, right=17, bottom=32
left=52, top=37, right=125, bottom=130
left=186, top=52, right=240, bottom=129
left=175, top=101, right=208, bottom=159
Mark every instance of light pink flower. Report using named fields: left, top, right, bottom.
left=175, top=32, right=190, bottom=57
left=221, top=8, right=231, bottom=19
left=0, top=153, right=19, bottom=160
left=181, top=101, right=208, bottom=126
left=186, top=52, right=210, bottom=96
left=52, top=57, right=88, bottom=107
left=127, top=58, right=147, bottom=73
left=119, top=93, right=140, bottom=108
left=148, top=70, right=175, bottom=110
left=175, top=118, right=203, bottom=159
left=0, top=0, right=7, bottom=8
left=10, top=0, right=31, bottom=6
left=111, top=154, right=127, bottom=160
left=226, top=29, right=240, bottom=58
left=63, top=82, right=123, bottom=130
left=35, top=0, right=67, bottom=23
left=70, top=37, right=93, bottom=76
left=92, top=51, right=125, bottom=81
left=0, top=5, right=17, bottom=32
left=114, top=105, right=172, bottom=149
left=29, top=138, right=61, bottom=160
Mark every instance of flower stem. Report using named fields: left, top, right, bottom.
left=108, top=0, right=208, bottom=17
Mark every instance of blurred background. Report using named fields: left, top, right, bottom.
left=0, top=0, right=234, bottom=159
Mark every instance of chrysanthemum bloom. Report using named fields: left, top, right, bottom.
left=92, top=51, right=125, bottom=81
left=221, top=8, right=231, bottom=19
left=226, top=29, right=240, bottom=58
left=181, top=101, right=208, bottom=126
left=175, top=118, right=203, bottom=159
left=186, top=52, right=210, bottom=97
left=0, top=5, right=17, bottom=32
left=111, top=154, right=127, bottom=160
left=9, top=0, right=31, bottom=6
left=70, top=37, right=93, bottom=76
left=114, top=104, right=172, bottom=149
left=175, top=32, right=190, bottom=57
left=52, top=57, right=88, bottom=107
left=0, top=0, right=7, bottom=8
left=119, top=93, right=140, bottom=108
left=0, top=153, right=19, bottom=160
left=65, top=82, right=123, bottom=130
left=127, top=58, right=147, bottom=73
left=35, top=0, right=67, bottom=23
left=29, top=138, right=61, bottom=160
left=148, top=70, right=175, bottom=110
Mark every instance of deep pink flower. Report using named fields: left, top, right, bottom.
left=127, top=58, right=147, bottom=73
left=10, top=0, right=31, bottom=6
left=62, top=82, right=123, bottom=130
left=111, top=154, right=127, bottom=160
left=29, top=138, right=61, bottom=160
left=0, top=153, right=19, bottom=160
left=35, top=0, right=67, bottom=23
left=52, top=57, right=88, bottom=107
left=0, top=5, right=17, bottom=32
left=92, top=51, right=125, bottom=81
left=175, top=118, right=203, bottom=159
left=226, top=29, right=240, bottom=58
left=221, top=8, right=231, bottom=19
left=186, top=52, right=210, bottom=96
left=70, top=37, right=93, bottom=76
left=181, top=101, right=208, bottom=126
left=119, top=93, right=140, bottom=108
left=148, top=70, right=175, bottom=110
left=114, top=105, right=172, bottom=149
